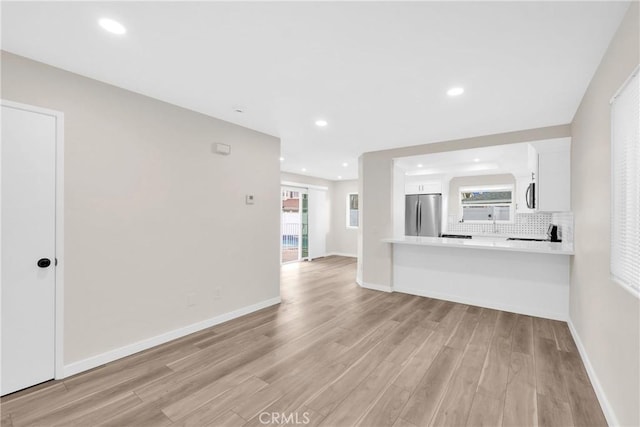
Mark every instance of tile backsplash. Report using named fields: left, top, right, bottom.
left=551, top=212, right=574, bottom=244
left=447, top=212, right=573, bottom=240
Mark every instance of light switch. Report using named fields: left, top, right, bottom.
left=246, top=195, right=255, bottom=205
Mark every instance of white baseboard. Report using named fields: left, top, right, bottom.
left=62, top=296, right=281, bottom=378
left=567, top=319, right=619, bottom=427
left=326, top=252, right=357, bottom=258
left=356, top=278, right=393, bottom=293
left=393, top=286, right=566, bottom=321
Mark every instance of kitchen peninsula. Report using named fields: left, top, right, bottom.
left=386, top=139, right=575, bottom=321
left=383, top=236, right=573, bottom=320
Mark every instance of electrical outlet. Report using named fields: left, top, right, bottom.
left=213, top=288, right=221, bottom=299
left=186, top=292, right=196, bottom=307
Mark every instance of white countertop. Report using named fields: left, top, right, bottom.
left=382, top=235, right=574, bottom=255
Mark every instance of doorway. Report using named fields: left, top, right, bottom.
left=1, top=100, right=64, bottom=395
left=281, top=187, right=307, bottom=263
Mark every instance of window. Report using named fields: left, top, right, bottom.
left=611, top=66, right=639, bottom=297
left=460, top=185, right=514, bottom=222
left=347, top=193, right=359, bottom=228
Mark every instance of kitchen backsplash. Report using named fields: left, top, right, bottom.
left=447, top=212, right=574, bottom=242
left=551, top=212, right=574, bottom=244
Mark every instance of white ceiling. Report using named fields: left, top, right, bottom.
left=395, top=142, right=529, bottom=178
left=1, top=1, right=629, bottom=180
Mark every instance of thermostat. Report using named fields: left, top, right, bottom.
left=213, top=143, right=231, bottom=155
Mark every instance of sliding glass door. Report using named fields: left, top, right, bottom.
left=281, top=187, right=305, bottom=263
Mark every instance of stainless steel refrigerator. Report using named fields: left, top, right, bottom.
left=405, top=193, right=442, bottom=237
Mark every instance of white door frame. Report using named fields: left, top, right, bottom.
left=1, top=99, right=65, bottom=380
left=280, top=185, right=306, bottom=264
left=281, top=181, right=330, bottom=262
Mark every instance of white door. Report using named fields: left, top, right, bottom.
left=1, top=104, right=57, bottom=395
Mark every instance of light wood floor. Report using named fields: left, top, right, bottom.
left=1, top=256, right=606, bottom=427
left=281, top=248, right=299, bottom=263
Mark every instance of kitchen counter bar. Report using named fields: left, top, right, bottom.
left=382, top=236, right=572, bottom=320
left=382, top=235, right=574, bottom=255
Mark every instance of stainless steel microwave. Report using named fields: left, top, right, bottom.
left=525, top=182, right=536, bottom=209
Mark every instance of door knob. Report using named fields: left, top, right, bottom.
left=37, top=258, right=51, bottom=268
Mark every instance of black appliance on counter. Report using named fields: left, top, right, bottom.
left=547, top=224, right=560, bottom=242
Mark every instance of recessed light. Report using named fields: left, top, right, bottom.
left=337, top=176, right=342, bottom=180
left=98, top=18, right=126, bottom=35
left=447, top=87, right=464, bottom=97
left=417, top=164, right=423, bottom=168
left=302, top=168, right=307, bottom=172
left=279, top=157, right=284, bottom=162
left=315, top=120, right=328, bottom=127
left=474, top=158, right=480, bottom=162
left=342, top=162, right=348, bottom=167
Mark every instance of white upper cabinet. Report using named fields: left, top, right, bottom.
left=537, top=146, right=571, bottom=212
left=530, top=138, right=571, bottom=212
left=405, top=180, right=442, bottom=195
left=515, top=143, right=540, bottom=213
left=527, top=143, right=539, bottom=179
left=515, top=174, right=535, bottom=213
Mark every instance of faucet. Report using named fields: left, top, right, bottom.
left=489, top=208, right=498, bottom=234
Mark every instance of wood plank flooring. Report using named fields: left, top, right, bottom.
left=1, top=256, right=607, bottom=426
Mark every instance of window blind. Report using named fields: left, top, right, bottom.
left=611, top=66, right=640, bottom=297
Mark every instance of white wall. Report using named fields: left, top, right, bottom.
left=569, top=3, right=639, bottom=425
left=328, top=180, right=358, bottom=257
left=281, top=172, right=331, bottom=188
left=1, top=52, right=281, bottom=366
left=308, top=188, right=329, bottom=260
